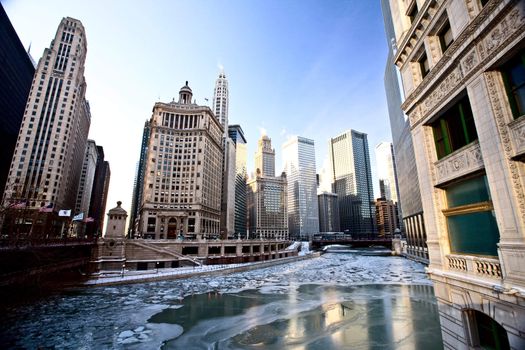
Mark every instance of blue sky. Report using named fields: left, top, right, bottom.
left=3, top=0, right=392, bottom=213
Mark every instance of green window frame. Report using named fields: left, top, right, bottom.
left=442, top=176, right=500, bottom=257
left=501, top=50, right=525, bottom=119
left=432, top=94, right=478, bottom=159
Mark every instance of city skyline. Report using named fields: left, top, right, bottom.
left=2, top=1, right=391, bottom=215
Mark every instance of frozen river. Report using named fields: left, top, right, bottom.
left=0, top=253, right=443, bottom=349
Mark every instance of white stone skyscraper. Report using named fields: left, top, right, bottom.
left=282, top=136, right=319, bottom=240
left=213, top=69, right=229, bottom=133
left=247, top=135, right=288, bottom=240
left=255, top=135, right=276, bottom=177
left=2, top=17, right=90, bottom=220
left=213, top=70, right=235, bottom=237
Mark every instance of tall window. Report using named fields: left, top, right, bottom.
left=442, top=176, right=500, bottom=257
left=431, top=94, right=478, bottom=159
left=438, top=20, right=453, bottom=53
left=501, top=50, right=525, bottom=119
left=419, top=52, right=430, bottom=78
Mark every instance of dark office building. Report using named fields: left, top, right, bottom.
left=86, top=146, right=111, bottom=237
left=0, top=4, right=35, bottom=199
left=129, top=120, right=150, bottom=237
left=380, top=0, right=428, bottom=263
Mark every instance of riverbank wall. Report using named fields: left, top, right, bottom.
left=84, top=252, right=321, bottom=287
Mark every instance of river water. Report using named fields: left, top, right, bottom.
left=0, top=253, right=443, bottom=349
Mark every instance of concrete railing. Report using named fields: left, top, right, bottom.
left=446, top=254, right=502, bottom=279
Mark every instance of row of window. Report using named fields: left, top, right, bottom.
left=431, top=49, right=525, bottom=159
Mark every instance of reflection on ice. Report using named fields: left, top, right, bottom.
left=0, top=253, right=440, bottom=349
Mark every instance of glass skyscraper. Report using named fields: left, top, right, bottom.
left=329, top=130, right=375, bottom=237
left=228, top=124, right=247, bottom=237
left=380, top=0, right=427, bottom=263
left=282, top=136, right=319, bottom=240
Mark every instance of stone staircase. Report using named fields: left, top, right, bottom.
left=129, top=241, right=202, bottom=266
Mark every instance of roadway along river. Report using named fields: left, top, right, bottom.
left=0, top=253, right=443, bottom=349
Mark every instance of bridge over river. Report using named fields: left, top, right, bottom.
left=311, top=233, right=393, bottom=250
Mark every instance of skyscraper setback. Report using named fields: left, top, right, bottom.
left=2, top=17, right=90, bottom=215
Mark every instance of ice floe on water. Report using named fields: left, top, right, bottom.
left=0, top=253, right=434, bottom=349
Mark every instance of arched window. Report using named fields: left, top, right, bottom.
left=464, top=309, right=510, bottom=349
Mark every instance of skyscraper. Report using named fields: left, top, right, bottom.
left=129, top=120, right=151, bottom=237
left=228, top=125, right=247, bottom=237
left=317, top=192, right=340, bottom=233
left=213, top=69, right=229, bottom=132
left=329, top=130, right=375, bottom=237
left=0, top=4, right=35, bottom=201
left=138, top=82, right=223, bottom=239
left=2, top=17, right=90, bottom=235
left=375, top=197, right=399, bottom=238
left=375, top=142, right=399, bottom=203
left=380, top=0, right=427, bottom=263
left=385, top=0, right=525, bottom=347
left=255, top=135, right=275, bottom=177
left=75, top=139, right=97, bottom=217
left=247, top=135, right=288, bottom=240
left=282, top=136, right=319, bottom=240
left=214, top=70, right=235, bottom=238
left=86, top=146, right=110, bottom=237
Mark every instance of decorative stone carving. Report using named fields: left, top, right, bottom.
left=485, top=72, right=525, bottom=223
left=461, top=49, right=478, bottom=74
left=509, top=116, right=525, bottom=159
left=447, top=254, right=502, bottom=279
left=434, top=141, right=484, bottom=185
left=407, top=3, right=525, bottom=127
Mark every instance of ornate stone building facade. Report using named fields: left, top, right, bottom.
left=138, top=82, right=223, bottom=239
left=247, top=135, right=288, bottom=240
left=2, top=17, right=91, bottom=237
left=387, top=0, right=525, bottom=348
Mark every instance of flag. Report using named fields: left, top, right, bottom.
left=39, top=203, right=54, bottom=213
left=84, top=217, right=95, bottom=223
left=73, top=212, right=84, bottom=221
left=59, top=209, right=71, bottom=217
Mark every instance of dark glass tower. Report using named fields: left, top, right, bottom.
left=129, top=120, right=150, bottom=237
left=329, top=130, right=376, bottom=237
left=0, top=4, right=35, bottom=200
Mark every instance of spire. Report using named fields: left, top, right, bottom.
left=213, top=69, right=229, bottom=132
